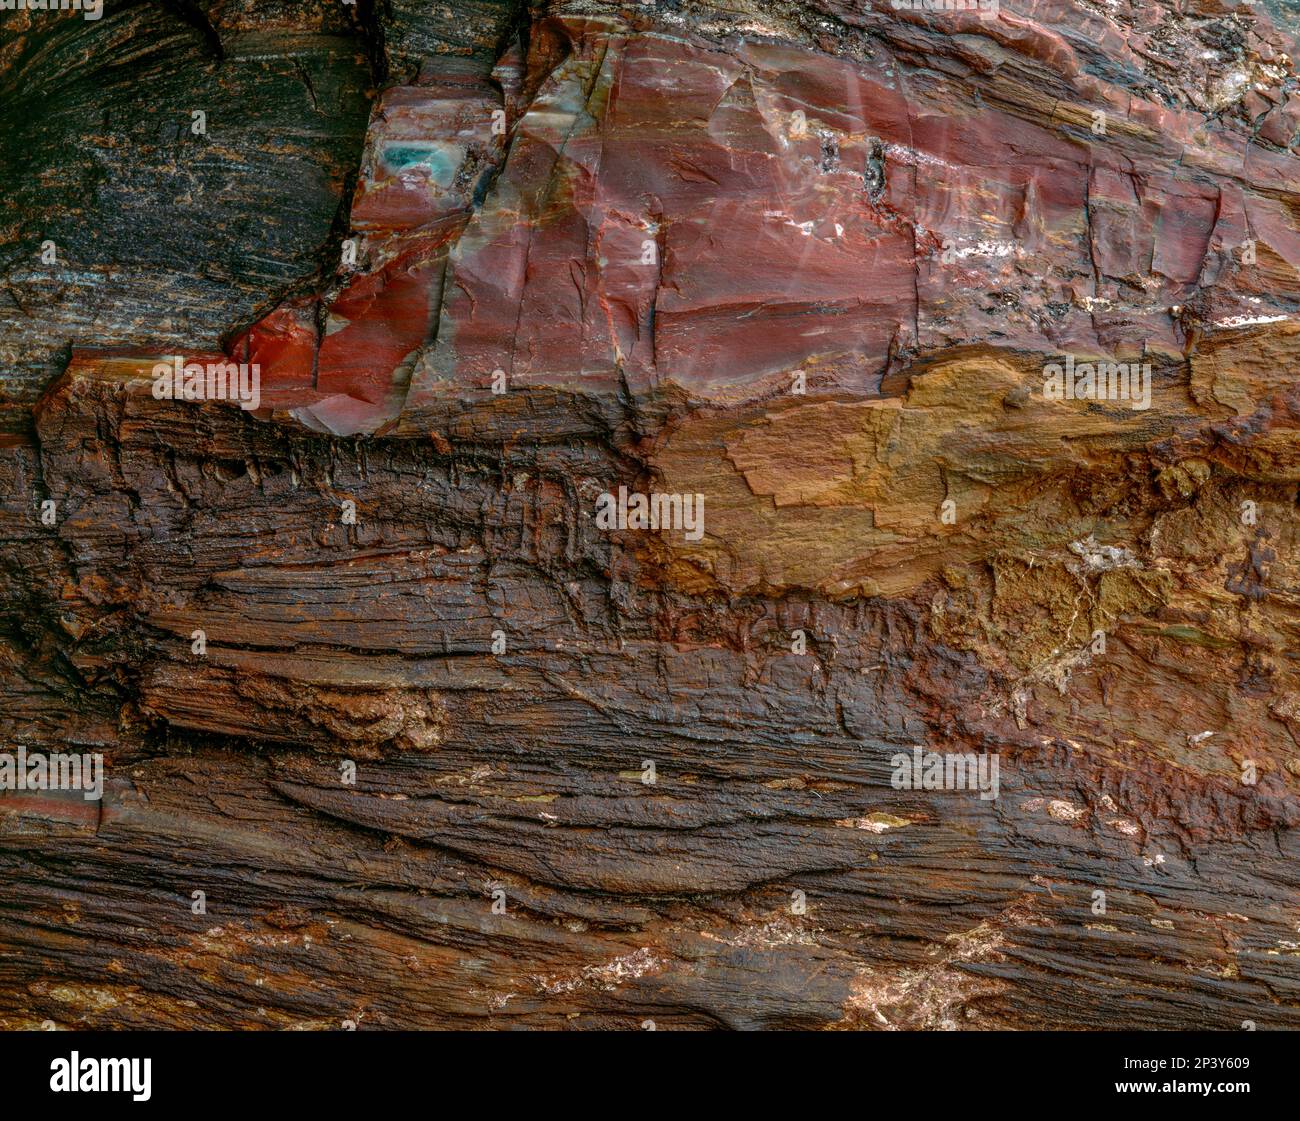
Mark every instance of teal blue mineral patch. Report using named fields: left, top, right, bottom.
left=380, top=142, right=463, bottom=188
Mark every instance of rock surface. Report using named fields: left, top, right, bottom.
left=1, top=0, right=1299, bottom=1030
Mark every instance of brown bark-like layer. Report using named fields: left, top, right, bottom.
left=1, top=0, right=1298, bottom=1030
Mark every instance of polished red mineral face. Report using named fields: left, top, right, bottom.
left=225, top=63, right=507, bottom=435
left=208, top=7, right=1300, bottom=437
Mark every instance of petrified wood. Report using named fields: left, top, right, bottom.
left=1, top=0, right=1298, bottom=1030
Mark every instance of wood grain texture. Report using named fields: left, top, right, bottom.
left=1, top=0, right=1298, bottom=1030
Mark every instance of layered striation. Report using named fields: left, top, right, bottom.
left=1, top=0, right=1298, bottom=1030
